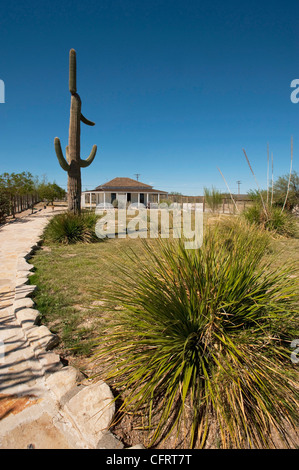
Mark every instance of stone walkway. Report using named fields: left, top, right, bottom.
left=0, top=208, right=131, bottom=449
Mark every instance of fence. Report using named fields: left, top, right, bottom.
left=166, top=194, right=252, bottom=214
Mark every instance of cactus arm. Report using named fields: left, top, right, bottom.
left=54, top=137, right=70, bottom=171
left=80, top=145, right=97, bottom=167
left=80, top=113, right=95, bottom=126
left=69, top=49, right=77, bottom=94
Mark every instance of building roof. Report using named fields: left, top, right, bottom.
left=95, top=177, right=153, bottom=190
left=89, top=177, right=167, bottom=194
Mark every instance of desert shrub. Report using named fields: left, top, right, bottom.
left=243, top=203, right=297, bottom=237
left=93, top=220, right=298, bottom=448
left=45, top=211, right=100, bottom=244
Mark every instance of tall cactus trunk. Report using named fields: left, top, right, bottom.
left=67, top=172, right=81, bottom=213
left=67, top=93, right=82, bottom=212
left=54, top=49, right=97, bottom=214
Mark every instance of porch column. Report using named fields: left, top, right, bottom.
left=103, top=192, right=106, bottom=208
left=90, top=192, right=92, bottom=210
left=157, top=193, right=160, bottom=204
left=146, top=193, right=149, bottom=207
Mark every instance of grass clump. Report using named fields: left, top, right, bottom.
left=203, top=186, right=223, bottom=212
left=243, top=202, right=297, bottom=237
left=44, top=211, right=101, bottom=244
left=93, top=220, right=299, bottom=449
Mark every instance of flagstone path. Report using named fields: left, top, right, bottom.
left=0, top=207, right=133, bottom=449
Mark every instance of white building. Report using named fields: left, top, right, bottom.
left=81, top=177, right=168, bottom=209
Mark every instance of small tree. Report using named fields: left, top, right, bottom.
left=38, top=181, right=66, bottom=204
left=273, top=171, right=299, bottom=211
left=0, top=189, right=10, bottom=222
left=0, top=171, right=35, bottom=216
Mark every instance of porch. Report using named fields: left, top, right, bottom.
left=81, top=191, right=163, bottom=209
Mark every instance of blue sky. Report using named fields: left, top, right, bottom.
left=0, top=0, right=298, bottom=195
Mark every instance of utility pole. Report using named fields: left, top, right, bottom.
left=134, top=173, right=140, bottom=181
left=236, top=180, right=241, bottom=195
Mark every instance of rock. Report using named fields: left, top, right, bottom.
left=127, top=444, right=146, bottom=449
left=38, top=351, right=63, bottom=375
left=64, top=381, right=115, bottom=448
left=46, top=366, right=85, bottom=403
left=15, top=284, right=36, bottom=300
left=96, top=431, right=124, bottom=449
left=15, top=277, right=29, bottom=288
left=16, top=270, right=31, bottom=279
left=15, top=307, right=41, bottom=330
left=13, top=297, right=35, bottom=312
left=16, top=258, right=34, bottom=272
left=26, top=325, right=59, bottom=352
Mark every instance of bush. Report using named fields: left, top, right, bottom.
left=93, top=220, right=298, bottom=448
left=243, top=204, right=297, bottom=237
left=45, top=211, right=100, bottom=244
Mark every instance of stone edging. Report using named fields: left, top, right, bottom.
left=12, top=238, right=145, bottom=449
left=13, top=244, right=62, bottom=376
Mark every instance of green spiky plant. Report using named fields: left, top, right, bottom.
left=93, top=219, right=299, bottom=448
left=54, top=49, right=97, bottom=213
left=44, top=211, right=100, bottom=245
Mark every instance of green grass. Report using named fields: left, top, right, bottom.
left=29, top=236, right=149, bottom=357
left=29, top=214, right=299, bottom=359
left=28, top=211, right=218, bottom=356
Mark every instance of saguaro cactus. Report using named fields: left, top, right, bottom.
left=54, top=49, right=97, bottom=213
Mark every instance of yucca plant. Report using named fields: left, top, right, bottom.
left=45, top=211, right=100, bottom=244
left=93, top=220, right=299, bottom=448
